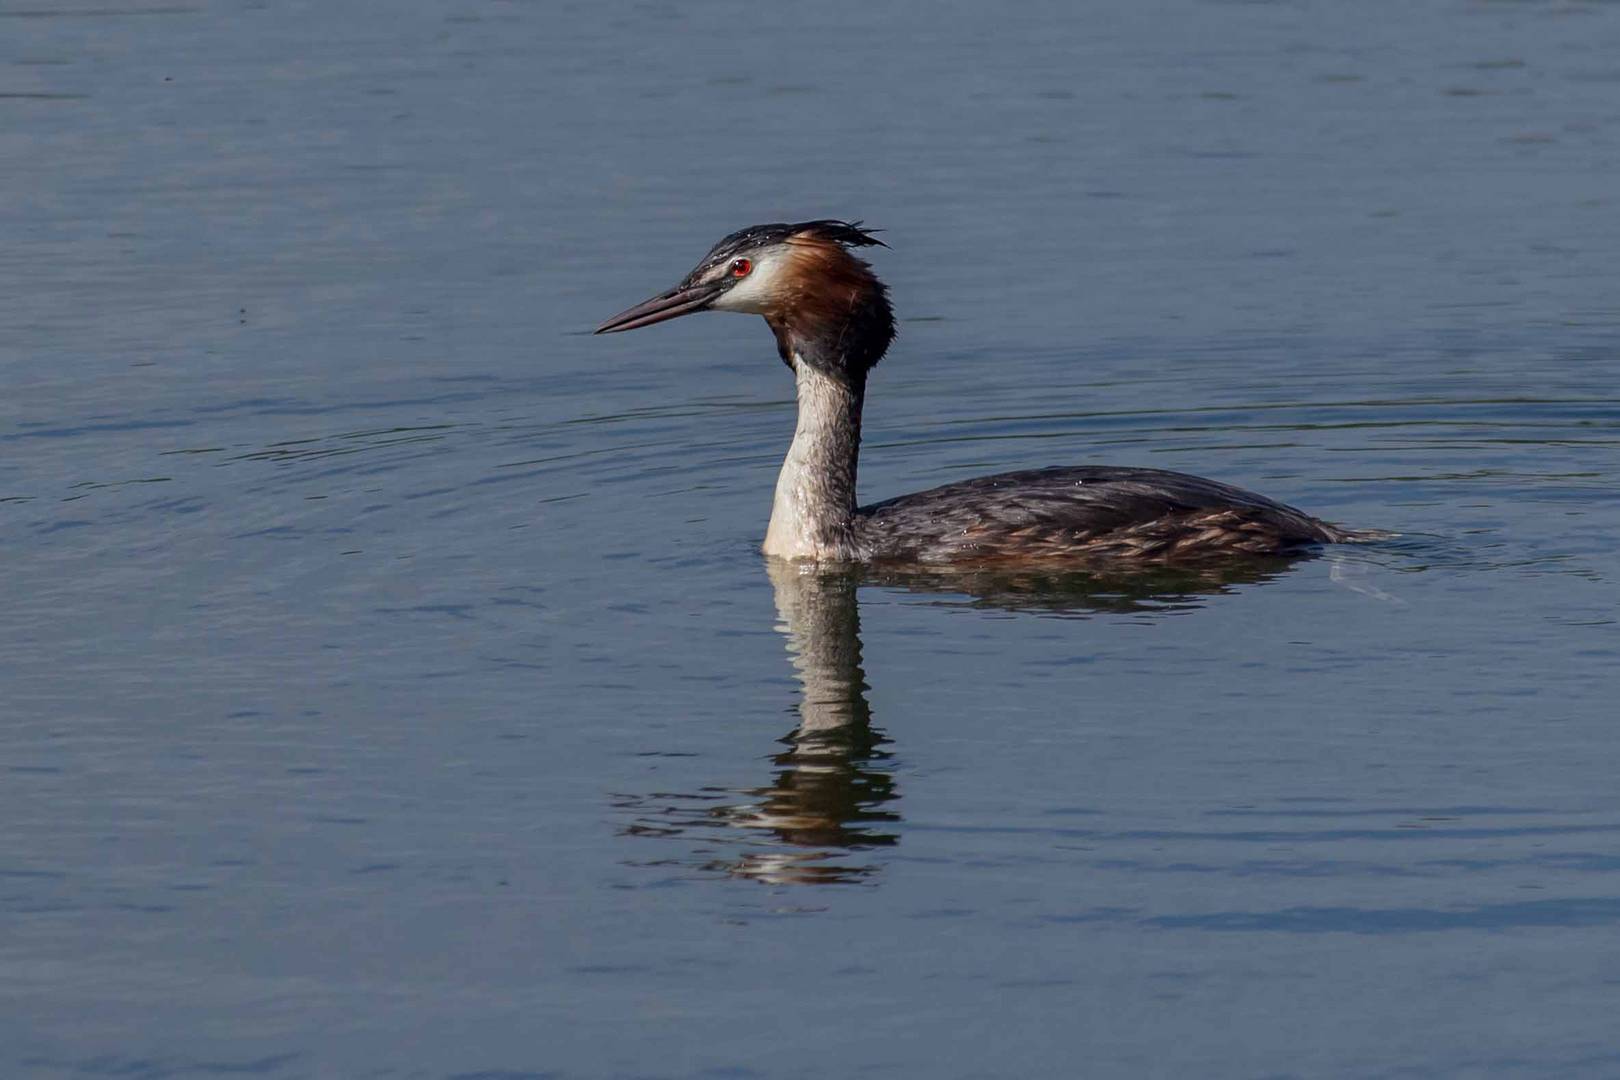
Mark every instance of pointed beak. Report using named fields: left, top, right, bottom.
left=594, top=281, right=723, bottom=334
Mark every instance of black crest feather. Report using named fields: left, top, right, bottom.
left=699, top=219, right=887, bottom=269
left=791, top=219, right=888, bottom=248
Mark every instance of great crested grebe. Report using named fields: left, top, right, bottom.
left=595, top=220, right=1379, bottom=563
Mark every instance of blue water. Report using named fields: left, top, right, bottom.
left=4, top=2, right=1620, bottom=1077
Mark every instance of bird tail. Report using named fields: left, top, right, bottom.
left=1322, top=523, right=1400, bottom=544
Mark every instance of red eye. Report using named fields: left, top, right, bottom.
left=730, top=258, right=752, bottom=278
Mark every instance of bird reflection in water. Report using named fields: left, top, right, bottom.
left=617, top=554, right=1312, bottom=885
left=716, top=560, right=898, bottom=885
left=616, top=560, right=897, bottom=885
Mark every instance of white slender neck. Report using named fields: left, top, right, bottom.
left=762, top=358, right=864, bottom=560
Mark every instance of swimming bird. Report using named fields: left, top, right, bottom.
left=595, top=220, right=1377, bottom=563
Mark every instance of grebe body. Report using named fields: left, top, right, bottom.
left=596, top=220, right=1376, bottom=563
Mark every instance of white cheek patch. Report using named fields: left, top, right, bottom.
left=710, top=249, right=791, bottom=314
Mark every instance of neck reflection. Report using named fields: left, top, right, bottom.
left=617, top=551, right=1318, bottom=886
left=720, top=559, right=896, bottom=884
left=614, top=559, right=896, bottom=886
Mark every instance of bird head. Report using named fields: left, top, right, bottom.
left=596, top=219, right=895, bottom=380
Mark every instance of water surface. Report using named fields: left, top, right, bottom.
left=3, top=2, right=1620, bottom=1077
